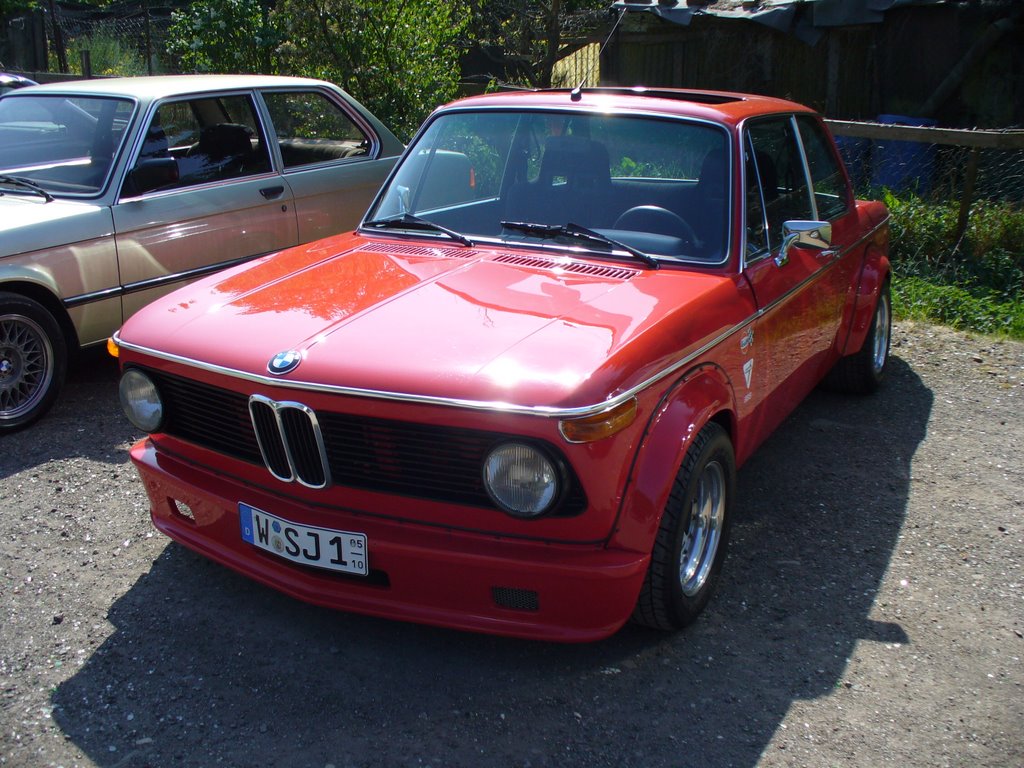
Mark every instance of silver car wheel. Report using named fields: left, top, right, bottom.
left=0, top=313, right=54, bottom=422
left=678, top=460, right=726, bottom=597
left=871, top=287, right=891, bottom=375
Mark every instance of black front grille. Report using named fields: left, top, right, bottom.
left=249, top=399, right=290, bottom=477
left=248, top=397, right=329, bottom=488
left=281, top=407, right=327, bottom=487
left=156, top=372, right=261, bottom=463
left=318, top=412, right=500, bottom=507
left=142, top=368, right=587, bottom=515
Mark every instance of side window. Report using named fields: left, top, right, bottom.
left=796, top=115, right=851, bottom=220
left=262, top=91, right=371, bottom=169
left=126, top=95, right=270, bottom=196
left=744, top=134, right=768, bottom=257
left=746, top=117, right=814, bottom=250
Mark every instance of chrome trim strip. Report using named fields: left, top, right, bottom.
left=116, top=316, right=748, bottom=419
left=118, top=170, right=282, bottom=204
left=112, top=219, right=889, bottom=420
left=62, top=286, right=123, bottom=309
left=62, top=253, right=266, bottom=308
left=120, top=253, right=263, bottom=295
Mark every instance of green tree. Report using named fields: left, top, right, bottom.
left=0, top=0, right=34, bottom=18
left=274, top=0, right=470, bottom=141
left=468, top=0, right=608, bottom=87
left=167, top=0, right=280, bottom=74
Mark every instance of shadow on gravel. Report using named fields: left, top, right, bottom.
left=52, top=357, right=932, bottom=768
left=0, top=347, right=136, bottom=478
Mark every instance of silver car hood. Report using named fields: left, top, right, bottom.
left=0, top=195, right=113, bottom=258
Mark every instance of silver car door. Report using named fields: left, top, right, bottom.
left=259, top=88, right=401, bottom=243
left=112, top=92, right=299, bottom=320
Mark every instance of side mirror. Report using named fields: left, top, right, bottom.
left=776, top=220, right=832, bottom=267
left=124, top=157, right=179, bottom=197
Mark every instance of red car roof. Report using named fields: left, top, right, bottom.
left=440, top=87, right=814, bottom=127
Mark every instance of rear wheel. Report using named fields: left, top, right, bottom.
left=632, top=422, right=735, bottom=630
left=826, top=279, right=891, bottom=394
left=0, top=292, right=67, bottom=432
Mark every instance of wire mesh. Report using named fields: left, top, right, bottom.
left=45, top=1, right=174, bottom=76
left=832, top=123, right=1024, bottom=334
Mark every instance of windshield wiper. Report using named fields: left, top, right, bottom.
left=363, top=213, right=474, bottom=247
left=0, top=175, right=55, bottom=203
left=500, top=220, right=659, bottom=270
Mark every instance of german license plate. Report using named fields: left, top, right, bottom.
left=239, top=503, right=368, bottom=576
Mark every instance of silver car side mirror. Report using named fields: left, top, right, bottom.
left=776, top=220, right=832, bottom=267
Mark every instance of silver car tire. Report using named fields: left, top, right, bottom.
left=632, top=422, right=735, bottom=631
left=0, top=292, right=67, bottom=432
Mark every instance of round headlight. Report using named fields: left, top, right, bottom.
left=119, top=369, right=164, bottom=432
left=483, top=442, right=560, bottom=518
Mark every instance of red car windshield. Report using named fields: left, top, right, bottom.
left=367, top=109, right=731, bottom=264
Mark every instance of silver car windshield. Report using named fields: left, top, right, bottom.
left=0, top=95, right=135, bottom=196
left=367, top=110, right=730, bottom=264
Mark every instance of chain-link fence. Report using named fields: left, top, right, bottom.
left=44, top=1, right=174, bottom=76
left=827, top=120, right=1024, bottom=334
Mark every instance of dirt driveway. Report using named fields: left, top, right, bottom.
left=1, top=321, right=1022, bottom=768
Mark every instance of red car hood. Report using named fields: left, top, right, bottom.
left=119, top=234, right=742, bottom=410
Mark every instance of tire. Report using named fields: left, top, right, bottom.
left=0, top=292, right=67, bottom=432
left=632, top=422, right=735, bottom=631
left=826, top=279, right=892, bottom=394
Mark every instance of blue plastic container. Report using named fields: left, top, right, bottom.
left=871, top=114, right=937, bottom=194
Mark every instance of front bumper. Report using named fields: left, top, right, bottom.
left=131, top=438, right=650, bottom=642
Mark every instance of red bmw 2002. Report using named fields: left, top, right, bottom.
left=112, top=88, right=891, bottom=642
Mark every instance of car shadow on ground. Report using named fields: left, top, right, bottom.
left=51, top=356, right=932, bottom=768
left=0, top=347, right=135, bottom=479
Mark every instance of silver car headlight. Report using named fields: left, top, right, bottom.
left=119, top=369, right=164, bottom=432
left=483, top=442, right=560, bottom=518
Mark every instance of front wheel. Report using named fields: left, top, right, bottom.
left=0, top=292, right=67, bottom=432
left=632, top=422, right=735, bottom=631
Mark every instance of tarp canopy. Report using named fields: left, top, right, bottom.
left=611, top=0, right=953, bottom=45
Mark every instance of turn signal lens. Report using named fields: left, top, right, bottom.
left=559, top=398, right=638, bottom=443
left=106, top=337, right=120, bottom=358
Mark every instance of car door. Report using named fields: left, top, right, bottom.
left=258, top=88, right=401, bottom=243
left=112, top=91, right=299, bottom=320
left=741, top=114, right=852, bottom=430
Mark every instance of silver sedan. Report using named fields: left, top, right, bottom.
left=0, top=74, right=403, bottom=430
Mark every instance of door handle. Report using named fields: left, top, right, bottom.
left=260, top=185, right=285, bottom=199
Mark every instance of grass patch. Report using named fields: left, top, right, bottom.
left=883, top=190, right=1024, bottom=340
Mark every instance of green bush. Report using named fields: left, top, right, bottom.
left=883, top=190, right=1024, bottom=339
left=167, top=0, right=280, bottom=74
left=51, top=24, right=149, bottom=76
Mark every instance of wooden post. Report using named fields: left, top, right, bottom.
left=144, top=0, right=153, bottom=76
left=955, top=148, right=979, bottom=248
left=47, top=0, right=68, bottom=74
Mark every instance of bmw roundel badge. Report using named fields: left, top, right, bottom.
left=268, top=349, right=302, bottom=375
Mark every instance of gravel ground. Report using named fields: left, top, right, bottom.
left=1, top=321, right=1022, bottom=768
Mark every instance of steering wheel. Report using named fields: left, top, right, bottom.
left=614, top=205, right=698, bottom=246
